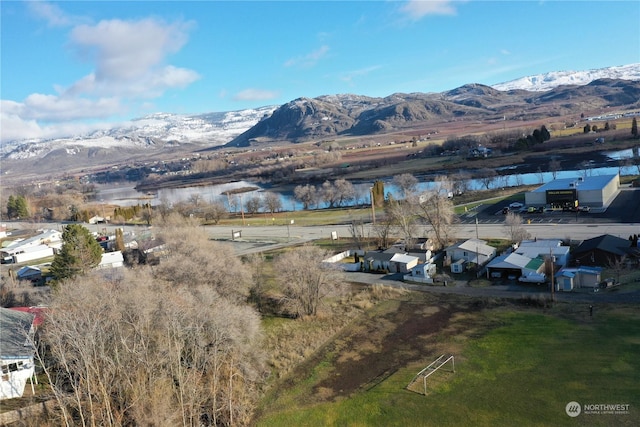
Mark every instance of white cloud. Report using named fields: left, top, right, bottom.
left=232, top=89, right=280, bottom=102
left=21, top=94, right=122, bottom=121
left=2, top=13, right=200, bottom=142
left=1, top=108, right=43, bottom=142
left=284, top=45, right=330, bottom=68
left=70, top=18, right=193, bottom=83
left=400, top=0, right=461, bottom=20
left=27, top=1, right=83, bottom=27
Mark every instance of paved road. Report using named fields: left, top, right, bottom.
left=201, top=222, right=640, bottom=255
left=342, top=271, right=640, bottom=304
left=7, top=220, right=640, bottom=304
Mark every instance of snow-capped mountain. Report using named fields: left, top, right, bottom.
left=3, top=64, right=639, bottom=163
left=492, top=63, right=640, bottom=92
left=1, top=106, right=277, bottom=160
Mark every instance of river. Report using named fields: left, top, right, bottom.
left=96, top=148, right=639, bottom=211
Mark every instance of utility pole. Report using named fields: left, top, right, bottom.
left=238, top=193, right=245, bottom=226
left=475, top=216, right=479, bottom=239
left=550, top=249, right=555, bottom=302
left=370, top=187, right=376, bottom=225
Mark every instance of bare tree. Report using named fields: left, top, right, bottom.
left=549, top=158, right=562, bottom=179
left=263, top=192, right=282, bottom=214
left=202, top=201, right=228, bottom=224
left=40, top=267, right=267, bottom=426
left=274, top=245, right=343, bottom=317
left=294, top=184, right=317, bottom=210
left=478, top=168, right=497, bottom=190
left=504, top=212, right=531, bottom=244
left=245, top=195, right=262, bottom=214
left=334, top=179, right=356, bottom=207
left=348, top=219, right=366, bottom=250
left=372, top=217, right=394, bottom=249
left=154, top=213, right=252, bottom=301
left=414, top=189, right=455, bottom=250
left=385, top=194, right=418, bottom=250
left=393, top=173, right=419, bottom=199
left=607, top=255, right=627, bottom=285
left=320, top=180, right=339, bottom=208
left=513, top=174, right=524, bottom=187
left=450, top=171, right=471, bottom=195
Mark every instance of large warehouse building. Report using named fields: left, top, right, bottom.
left=524, top=174, right=619, bottom=209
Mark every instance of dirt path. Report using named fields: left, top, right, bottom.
left=313, top=302, right=452, bottom=399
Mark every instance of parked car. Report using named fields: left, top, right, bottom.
left=502, top=207, right=510, bottom=214
left=509, top=202, right=524, bottom=209
left=578, top=206, right=591, bottom=212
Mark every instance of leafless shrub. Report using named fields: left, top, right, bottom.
left=40, top=268, right=267, bottom=426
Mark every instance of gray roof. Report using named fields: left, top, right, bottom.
left=365, top=251, right=395, bottom=262
left=487, top=253, right=531, bottom=270
left=0, top=308, right=35, bottom=359
left=529, top=174, right=617, bottom=193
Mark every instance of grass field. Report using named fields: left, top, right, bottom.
left=255, top=296, right=640, bottom=426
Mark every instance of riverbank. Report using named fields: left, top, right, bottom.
left=135, top=139, right=639, bottom=193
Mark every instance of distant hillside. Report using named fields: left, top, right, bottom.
left=3, top=64, right=639, bottom=177
left=227, top=79, right=640, bottom=147
left=492, top=63, right=640, bottom=92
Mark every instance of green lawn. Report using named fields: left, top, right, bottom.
left=256, top=305, right=640, bottom=426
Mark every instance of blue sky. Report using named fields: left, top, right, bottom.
left=1, top=0, right=639, bottom=142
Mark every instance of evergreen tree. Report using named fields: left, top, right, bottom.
left=532, top=129, right=542, bottom=144
left=7, top=195, right=29, bottom=219
left=115, top=228, right=125, bottom=252
left=540, top=125, right=551, bottom=142
left=50, top=224, right=103, bottom=282
left=632, top=117, right=638, bottom=138
left=372, top=180, right=385, bottom=208
left=584, top=124, right=591, bottom=134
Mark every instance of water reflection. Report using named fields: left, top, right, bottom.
left=96, top=164, right=636, bottom=211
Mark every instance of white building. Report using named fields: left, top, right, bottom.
left=524, top=174, right=619, bottom=209
left=515, top=239, right=570, bottom=268
left=0, top=308, right=38, bottom=400
left=445, top=238, right=496, bottom=266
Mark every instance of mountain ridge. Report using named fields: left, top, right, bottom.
left=2, top=64, right=639, bottom=163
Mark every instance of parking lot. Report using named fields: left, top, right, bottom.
left=458, top=187, right=640, bottom=225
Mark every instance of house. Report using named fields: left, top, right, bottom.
left=389, top=253, right=420, bottom=273
left=572, top=234, right=640, bottom=266
left=404, top=263, right=437, bottom=284
left=486, top=252, right=545, bottom=280
left=554, top=267, right=603, bottom=291
left=0, top=308, right=38, bottom=400
left=363, top=251, right=396, bottom=272
left=1, top=229, right=62, bottom=263
left=515, top=239, right=570, bottom=267
left=451, top=259, right=467, bottom=274
left=445, top=238, right=496, bottom=266
left=16, top=265, right=43, bottom=282
left=98, top=251, right=124, bottom=269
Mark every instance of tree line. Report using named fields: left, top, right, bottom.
left=12, top=213, right=343, bottom=426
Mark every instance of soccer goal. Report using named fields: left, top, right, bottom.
left=406, top=354, right=455, bottom=396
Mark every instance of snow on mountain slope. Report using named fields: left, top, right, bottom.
left=492, top=63, right=640, bottom=92
left=3, top=64, right=639, bottom=161
left=1, top=106, right=277, bottom=160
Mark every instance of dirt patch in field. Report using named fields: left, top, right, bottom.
left=305, top=299, right=479, bottom=401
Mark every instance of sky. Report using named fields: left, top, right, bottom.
left=1, top=0, right=639, bottom=143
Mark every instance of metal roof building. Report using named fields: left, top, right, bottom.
left=524, top=174, right=619, bottom=209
